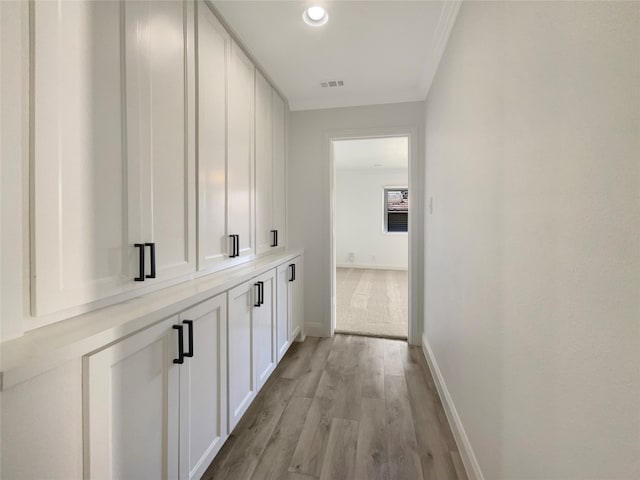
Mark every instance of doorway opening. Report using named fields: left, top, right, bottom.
left=332, top=136, right=409, bottom=339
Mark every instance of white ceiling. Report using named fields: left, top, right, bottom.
left=333, top=137, right=408, bottom=170
left=212, top=1, right=461, bottom=111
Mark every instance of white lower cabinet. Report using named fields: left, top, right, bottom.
left=276, top=256, right=303, bottom=361
left=253, top=269, right=277, bottom=390
left=290, top=257, right=303, bottom=340
left=83, top=258, right=300, bottom=478
left=227, top=268, right=277, bottom=431
left=178, top=297, right=228, bottom=480
left=84, top=294, right=227, bottom=480
left=276, top=263, right=292, bottom=361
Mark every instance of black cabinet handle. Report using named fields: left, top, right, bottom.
left=229, top=234, right=240, bottom=258
left=270, top=230, right=278, bottom=247
left=258, top=281, right=264, bottom=305
left=145, top=242, right=156, bottom=279
left=135, top=244, right=145, bottom=281
left=183, top=320, right=194, bottom=358
left=254, top=282, right=261, bottom=307
left=173, top=325, right=184, bottom=364
left=289, top=263, right=296, bottom=282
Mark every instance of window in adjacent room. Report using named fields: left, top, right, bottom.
left=384, top=187, right=408, bottom=233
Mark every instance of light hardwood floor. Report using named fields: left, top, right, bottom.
left=336, top=268, right=408, bottom=339
left=203, top=335, right=468, bottom=480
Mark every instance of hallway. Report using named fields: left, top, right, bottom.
left=336, top=268, right=408, bottom=339
left=204, top=335, right=466, bottom=480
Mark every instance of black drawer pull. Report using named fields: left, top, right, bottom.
left=254, top=282, right=261, bottom=307
left=258, top=281, right=264, bottom=305
left=173, top=325, right=184, bottom=364
left=145, top=242, right=156, bottom=279
left=135, top=244, right=145, bottom=281
left=270, top=230, right=278, bottom=247
left=289, top=263, right=296, bottom=282
left=229, top=234, right=240, bottom=258
left=183, top=320, right=194, bottom=358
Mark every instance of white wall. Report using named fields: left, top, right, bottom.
left=288, top=101, right=424, bottom=339
left=424, top=2, right=640, bottom=479
left=335, top=168, right=408, bottom=270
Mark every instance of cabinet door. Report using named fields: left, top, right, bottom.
left=290, top=257, right=303, bottom=340
left=179, top=295, right=228, bottom=480
left=32, top=0, right=130, bottom=316
left=276, top=263, right=291, bottom=361
left=84, top=317, right=180, bottom=480
left=227, top=280, right=257, bottom=430
left=125, top=0, right=196, bottom=281
left=255, top=71, right=273, bottom=255
left=254, top=270, right=277, bottom=390
left=197, top=2, right=229, bottom=271
left=227, top=41, right=255, bottom=260
left=272, top=92, right=287, bottom=250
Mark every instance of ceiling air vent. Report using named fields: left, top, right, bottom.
left=321, top=80, right=344, bottom=88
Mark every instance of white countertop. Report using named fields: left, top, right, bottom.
left=0, top=249, right=303, bottom=391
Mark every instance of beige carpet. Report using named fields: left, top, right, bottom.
left=335, top=268, right=408, bottom=339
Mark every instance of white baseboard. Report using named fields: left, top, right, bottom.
left=421, top=333, right=484, bottom=480
left=303, top=321, right=327, bottom=338
left=336, top=263, right=407, bottom=271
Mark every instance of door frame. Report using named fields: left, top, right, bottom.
left=327, top=125, right=422, bottom=345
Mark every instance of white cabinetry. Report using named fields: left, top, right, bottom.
left=197, top=4, right=257, bottom=272
left=227, top=280, right=257, bottom=430
left=272, top=91, right=287, bottom=248
left=227, top=268, right=276, bottom=430
left=32, top=0, right=195, bottom=317
left=84, top=316, right=180, bottom=479
left=32, top=0, right=130, bottom=316
left=255, top=71, right=274, bottom=255
left=254, top=269, right=277, bottom=390
left=255, top=73, right=287, bottom=255
left=227, top=40, right=256, bottom=261
left=290, top=256, right=303, bottom=339
left=125, top=0, right=196, bottom=283
left=178, top=297, right=228, bottom=480
left=197, top=3, right=230, bottom=270
left=84, top=294, right=227, bottom=480
left=276, top=256, right=303, bottom=361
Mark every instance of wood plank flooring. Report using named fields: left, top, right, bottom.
left=336, top=268, right=408, bottom=339
left=203, top=335, right=467, bottom=480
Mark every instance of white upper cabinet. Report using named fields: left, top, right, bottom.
left=125, top=0, right=196, bottom=282
left=30, top=0, right=286, bottom=322
left=255, top=70, right=274, bottom=255
left=32, top=0, right=196, bottom=317
left=197, top=3, right=230, bottom=270
left=272, top=92, right=287, bottom=250
left=256, top=74, right=287, bottom=255
left=227, top=41, right=255, bottom=260
left=32, top=0, right=129, bottom=316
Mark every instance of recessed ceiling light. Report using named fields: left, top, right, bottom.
left=303, top=6, right=329, bottom=27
